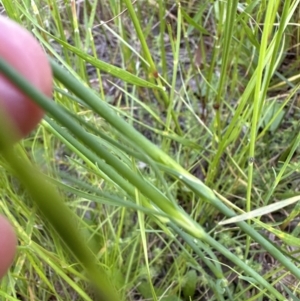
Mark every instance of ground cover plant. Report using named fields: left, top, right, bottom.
left=0, top=0, right=300, bottom=300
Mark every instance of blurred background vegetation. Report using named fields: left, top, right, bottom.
left=1, top=0, right=300, bottom=300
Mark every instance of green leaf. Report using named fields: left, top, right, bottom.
left=183, top=270, right=198, bottom=299
left=46, top=33, right=161, bottom=89
left=219, top=195, right=300, bottom=225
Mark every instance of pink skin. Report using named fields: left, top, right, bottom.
left=0, top=216, right=17, bottom=279
left=0, top=16, right=52, bottom=139
left=0, top=16, right=53, bottom=277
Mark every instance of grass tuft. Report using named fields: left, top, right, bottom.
left=1, top=0, right=300, bottom=299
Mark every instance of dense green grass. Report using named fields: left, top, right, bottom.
left=1, top=0, right=300, bottom=300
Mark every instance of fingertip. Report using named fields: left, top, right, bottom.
left=0, top=215, right=17, bottom=279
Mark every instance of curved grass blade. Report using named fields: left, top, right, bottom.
left=0, top=69, right=119, bottom=301
left=0, top=58, right=291, bottom=298
left=219, top=195, right=300, bottom=225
